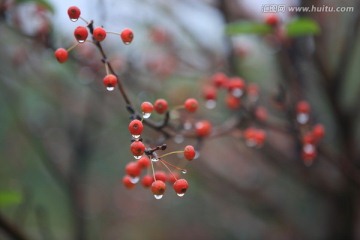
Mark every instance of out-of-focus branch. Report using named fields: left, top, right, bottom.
left=0, top=212, right=30, bottom=240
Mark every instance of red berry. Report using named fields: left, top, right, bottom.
left=228, top=77, right=246, bottom=97
left=74, top=26, right=88, bottom=43
left=184, top=98, right=198, bottom=113
left=154, top=171, right=167, bottom=182
left=154, top=99, right=168, bottom=114
left=195, top=120, right=212, bottom=137
left=167, top=172, right=179, bottom=184
left=137, top=155, right=150, bottom=168
left=247, top=83, right=259, bottom=98
left=141, top=175, right=154, bottom=188
left=226, top=94, right=241, bottom=109
left=54, top=48, right=68, bottom=63
left=173, top=179, right=188, bottom=196
left=123, top=175, right=136, bottom=189
left=184, top=145, right=196, bottom=160
left=103, top=74, right=117, bottom=90
left=255, top=106, right=268, bottom=122
left=125, top=161, right=141, bottom=177
left=312, top=124, right=325, bottom=141
left=67, top=6, right=81, bottom=21
left=296, top=101, right=311, bottom=113
left=302, top=149, right=317, bottom=165
left=120, top=28, right=134, bottom=44
left=141, top=101, right=154, bottom=114
left=211, top=72, right=228, bottom=88
left=128, top=119, right=143, bottom=136
left=202, top=86, right=217, bottom=100
left=151, top=180, right=166, bottom=196
left=254, top=129, right=266, bottom=146
left=265, top=13, right=279, bottom=26
left=302, top=132, right=315, bottom=145
left=130, top=140, right=145, bottom=157
left=93, top=27, right=107, bottom=42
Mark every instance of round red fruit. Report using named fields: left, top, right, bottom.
left=296, top=101, right=311, bottom=113
left=195, top=120, right=212, bottom=137
left=226, top=94, right=241, bottom=110
left=123, top=175, right=135, bottom=189
left=128, top=119, right=143, bottom=136
left=93, top=27, right=107, bottom=42
left=130, top=141, right=145, bottom=156
left=74, top=26, right=88, bottom=43
left=151, top=180, right=166, bottom=195
left=103, top=74, right=117, bottom=89
left=154, top=99, right=168, bottom=114
left=265, top=13, right=279, bottom=26
left=141, top=101, right=154, bottom=114
left=202, top=86, right=217, bottom=100
left=125, top=161, right=141, bottom=177
left=183, top=145, right=196, bottom=160
left=67, top=6, right=81, bottom=21
left=312, top=124, right=325, bottom=141
left=167, top=172, right=179, bottom=184
left=54, top=48, right=68, bottom=63
left=137, top=155, right=150, bottom=168
left=173, top=179, right=188, bottom=195
left=141, top=175, right=154, bottom=188
left=211, top=72, right=228, bottom=88
left=154, top=171, right=167, bottom=182
left=120, top=28, right=134, bottom=44
left=184, top=98, right=198, bottom=113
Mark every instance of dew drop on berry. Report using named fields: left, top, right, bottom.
left=124, top=41, right=131, bottom=45
left=205, top=99, right=216, bottom=109
left=174, top=134, right=184, bottom=144
left=151, top=157, right=159, bottom=162
left=142, top=112, right=151, bottom=119
left=134, top=155, right=142, bottom=160
left=183, top=121, right=192, bottom=130
left=78, top=39, right=85, bottom=43
left=106, top=86, right=115, bottom=91
left=132, top=134, right=140, bottom=139
left=181, top=169, right=187, bottom=174
left=194, top=151, right=200, bottom=159
left=130, top=176, right=140, bottom=184
left=303, top=144, right=315, bottom=154
left=177, top=193, right=185, bottom=197
left=246, top=139, right=257, bottom=148
left=231, top=88, right=243, bottom=98
left=154, top=194, right=163, bottom=199
left=70, top=18, right=78, bottom=22
left=297, top=113, right=309, bottom=124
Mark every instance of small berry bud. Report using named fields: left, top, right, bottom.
left=120, top=28, right=134, bottom=44
left=184, top=98, right=198, bottom=113
left=67, top=6, right=81, bottom=21
left=184, top=145, right=196, bottom=160
left=154, top=99, right=168, bottom=114
left=93, top=27, right=107, bottom=42
left=74, top=26, right=88, bottom=43
left=54, top=48, right=68, bottom=63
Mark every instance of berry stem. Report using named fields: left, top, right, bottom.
left=66, top=42, right=79, bottom=52
left=158, top=150, right=184, bottom=158
left=104, top=62, right=110, bottom=75
left=150, top=157, right=156, bottom=181
left=159, top=159, right=178, bottom=181
left=106, top=31, right=120, bottom=35
left=159, top=159, right=186, bottom=173
left=80, top=16, right=89, bottom=25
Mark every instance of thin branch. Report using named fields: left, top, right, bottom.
left=0, top=212, right=30, bottom=240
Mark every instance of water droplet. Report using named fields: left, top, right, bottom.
left=231, top=88, right=243, bottom=98
left=177, top=193, right=185, bottom=197
left=124, top=42, right=130, bottom=45
left=70, top=18, right=78, bottom=22
left=133, top=155, right=142, bottom=160
left=181, top=169, right=187, bottom=174
left=194, top=151, right=200, bottom=159
left=132, top=134, right=140, bottom=139
left=297, top=113, right=309, bottom=124
left=106, top=86, right=115, bottom=91
left=142, top=112, right=151, bottom=119
left=130, top=176, right=139, bottom=184
left=151, top=157, right=159, bottom=162
left=174, top=135, right=184, bottom=144
left=205, top=99, right=216, bottom=109
left=246, top=139, right=257, bottom=148
left=183, top=122, right=192, bottom=130
left=154, top=194, right=163, bottom=199
left=78, top=39, right=85, bottom=43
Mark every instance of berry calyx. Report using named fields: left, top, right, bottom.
left=54, top=48, right=68, bottom=63
left=184, top=98, right=198, bottom=113
left=141, top=175, right=154, bottom=188
left=125, top=161, right=141, bottom=177
left=103, top=74, right=117, bottom=91
left=74, top=26, right=88, bottom=43
left=128, top=119, right=143, bottom=136
left=154, top=99, right=168, bottom=114
left=173, top=179, right=188, bottom=196
left=183, top=145, right=196, bottom=160
left=137, top=155, right=150, bottom=168
left=123, top=175, right=136, bottom=189
left=195, top=120, right=212, bottom=137
left=93, top=27, right=107, bottom=42
left=120, top=28, right=134, bottom=44
left=151, top=180, right=166, bottom=197
left=141, top=101, right=154, bottom=114
left=130, top=140, right=145, bottom=157
left=67, top=6, right=81, bottom=22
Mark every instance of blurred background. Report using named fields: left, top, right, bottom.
left=1, top=0, right=360, bottom=239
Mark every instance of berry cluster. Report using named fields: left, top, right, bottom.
left=296, top=101, right=325, bottom=166
left=125, top=99, right=199, bottom=199
left=54, top=6, right=134, bottom=91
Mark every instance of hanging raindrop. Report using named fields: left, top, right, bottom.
left=129, top=176, right=139, bottom=184
left=133, top=155, right=142, bottom=160
left=154, top=194, right=163, bottom=199
left=177, top=193, right=185, bottom=197
left=181, top=169, right=187, bottom=174
left=142, top=112, right=151, bottom=119
left=106, top=86, right=115, bottom=91
left=205, top=99, right=216, bottom=109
